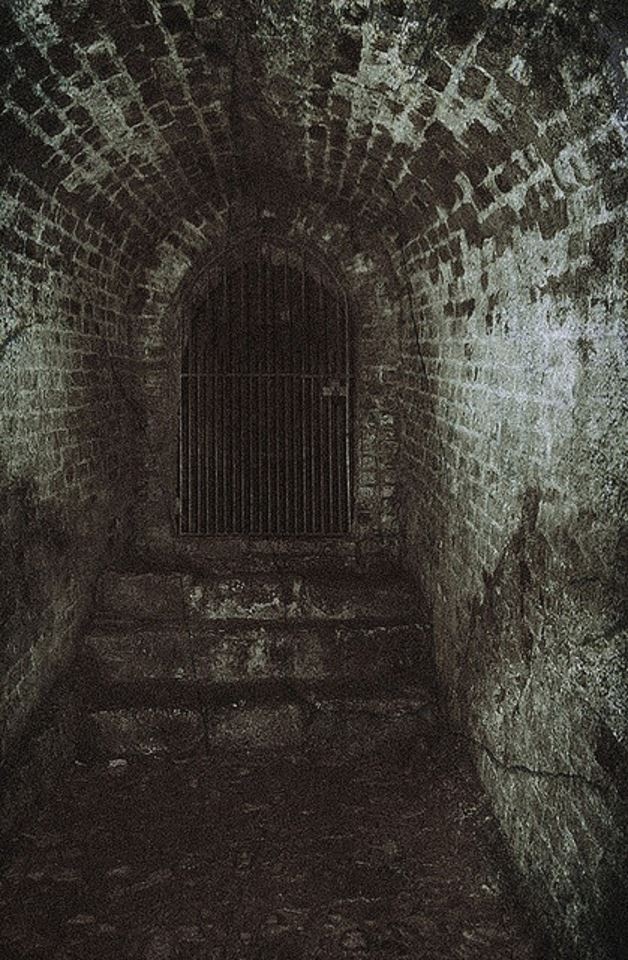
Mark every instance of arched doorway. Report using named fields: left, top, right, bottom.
left=179, top=239, right=352, bottom=536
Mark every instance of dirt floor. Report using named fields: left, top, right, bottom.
left=0, top=740, right=549, bottom=959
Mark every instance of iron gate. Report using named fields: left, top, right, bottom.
left=179, top=240, right=352, bottom=536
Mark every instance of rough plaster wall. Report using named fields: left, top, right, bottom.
left=127, top=191, right=404, bottom=561
left=398, top=40, right=627, bottom=960
left=0, top=178, right=139, bottom=765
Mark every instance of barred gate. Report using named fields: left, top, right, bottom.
left=178, top=240, right=352, bottom=536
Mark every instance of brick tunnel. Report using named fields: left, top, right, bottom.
left=0, top=1, right=626, bottom=958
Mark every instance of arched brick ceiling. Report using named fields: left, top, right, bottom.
left=1, top=0, right=625, bottom=285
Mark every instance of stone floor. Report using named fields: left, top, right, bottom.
left=0, top=738, right=548, bottom=960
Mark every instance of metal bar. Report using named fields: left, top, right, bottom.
left=257, top=246, right=263, bottom=533
left=344, top=290, right=352, bottom=531
left=202, top=298, right=208, bottom=533
left=229, top=271, right=236, bottom=534
left=300, top=376, right=305, bottom=534
left=300, top=252, right=306, bottom=535
left=326, top=301, right=334, bottom=532
left=216, top=373, right=221, bottom=532
left=289, top=278, right=296, bottom=535
left=223, top=372, right=228, bottom=534
left=221, top=266, right=228, bottom=532
left=199, top=298, right=205, bottom=533
left=203, top=331, right=208, bottom=533
left=256, top=374, right=262, bottom=533
left=277, top=371, right=282, bottom=533
left=294, top=261, right=301, bottom=535
left=203, top=369, right=208, bottom=534
left=284, top=373, right=290, bottom=533
left=187, top=317, right=193, bottom=534
left=264, top=375, right=270, bottom=534
left=283, top=249, right=291, bottom=534
left=310, top=375, right=316, bottom=534
left=280, top=256, right=285, bottom=532
left=178, top=311, right=185, bottom=534
left=319, top=281, right=326, bottom=533
left=293, top=374, right=297, bottom=536
left=196, top=305, right=201, bottom=533
left=240, top=260, right=246, bottom=533
left=311, top=276, right=318, bottom=535
left=193, top=312, right=198, bottom=533
left=178, top=316, right=183, bottom=533
left=248, top=373, right=253, bottom=534
left=265, top=256, right=272, bottom=533
left=213, top=373, right=219, bottom=533
left=233, top=268, right=240, bottom=532
left=226, top=265, right=231, bottom=534
left=273, top=260, right=281, bottom=532
left=233, top=321, right=238, bottom=530
left=226, top=371, right=232, bottom=534
left=335, top=292, right=342, bottom=533
left=307, top=274, right=314, bottom=535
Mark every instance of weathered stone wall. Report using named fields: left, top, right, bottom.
left=396, top=12, right=627, bottom=959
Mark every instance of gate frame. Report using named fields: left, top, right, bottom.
left=176, top=233, right=355, bottom=538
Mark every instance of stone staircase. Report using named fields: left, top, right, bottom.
left=80, top=566, right=435, bottom=762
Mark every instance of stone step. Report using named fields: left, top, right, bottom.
left=81, top=681, right=434, bottom=761
left=96, top=570, right=421, bottom=622
left=124, top=536, right=363, bottom=571
left=83, top=619, right=429, bottom=689
left=87, top=567, right=432, bottom=763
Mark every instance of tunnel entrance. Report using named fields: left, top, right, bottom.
left=179, top=240, right=352, bottom=536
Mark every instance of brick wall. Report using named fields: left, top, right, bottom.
left=397, top=54, right=626, bottom=960
left=0, top=169, right=139, bottom=769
